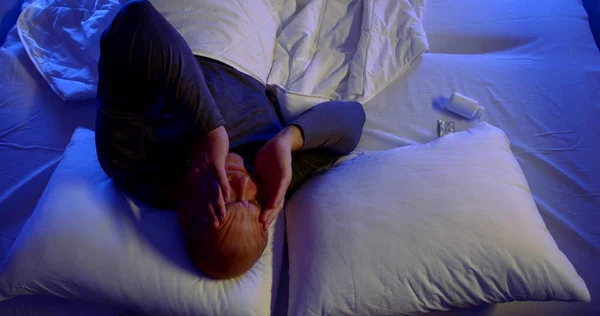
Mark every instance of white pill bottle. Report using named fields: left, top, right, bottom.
left=444, top=92, right=485, bottom=121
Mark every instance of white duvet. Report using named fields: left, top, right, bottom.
left=16, top=0, right=428, bottom=105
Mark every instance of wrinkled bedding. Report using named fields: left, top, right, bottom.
left=16, top=0, right=428, bottom=103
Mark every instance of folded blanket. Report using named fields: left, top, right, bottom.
left=17, top=0, right=428, bottom=106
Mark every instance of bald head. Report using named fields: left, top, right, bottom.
left=178, top=153, right=268, bottom=279
left=186, top=201, right=267, bottom=279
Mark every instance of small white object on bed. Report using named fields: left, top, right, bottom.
left=0, top=127, right=285, bottom=316
left=285, top=122, right=590, bottom=315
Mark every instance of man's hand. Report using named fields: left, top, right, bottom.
left=182, top=126, right=231, bottom=229
left=255, top=125, right=304, bottom=231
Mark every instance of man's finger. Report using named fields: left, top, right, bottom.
left=262, top=184, right=285, bottom=222
left=263, top=214, right=272, bottom=231
left=275, top=194, right=285, bottom=213
left=265, top=179, right=281, bottom=209
left=212, top=179, right=227, bottom=223
left=268, top=185, right=287, bottom=210
left=264, top=198, right=284, bottom=229
left=266, top=217, right=274, bottom=231
left=264, top=208, right=281, bottom=231
left=199, top=173, right=224, bottom=227
left=260, top=208, right=273, bottom=224
left=206, top=203, right=220, bottom=229
left=216, top=166, right=231, bottom=203
left=266, top=214, right=275, bottom=231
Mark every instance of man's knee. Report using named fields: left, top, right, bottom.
left=121, top=0, right=153, bottom=17
left=113, top=0, right=155, bottom=31
left=101, top=0, right=155, bottom=58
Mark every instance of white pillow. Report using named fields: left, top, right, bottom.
left=285, top=122, right=590, bottom=315
left=0, top=127, right=285, bottom=316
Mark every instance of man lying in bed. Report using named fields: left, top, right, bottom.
left=95, top=0, right=365, bottom=279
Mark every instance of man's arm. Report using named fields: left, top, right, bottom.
left=96, top=0, right=230, bottom=215
left=288, top=100, right=366, bottom=155
left=254, top=100, right=365, bottom=230
left=283, top=100, right=366, bottom=193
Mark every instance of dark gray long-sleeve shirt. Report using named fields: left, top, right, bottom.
left=196, top=56, right=366, bottom=193
left=96, top=0, right=365, bottom=209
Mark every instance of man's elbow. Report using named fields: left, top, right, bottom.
left=338, top=101, right=365, bottom=154
left=348, top=101, right=366, bottom=151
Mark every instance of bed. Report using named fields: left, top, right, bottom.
left=0, top=0, right=598, bottom=315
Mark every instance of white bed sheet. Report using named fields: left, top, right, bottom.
left=1, top=0, right=599, bottom=315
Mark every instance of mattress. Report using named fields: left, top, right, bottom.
left=1, top=0, right=599, bottom=315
